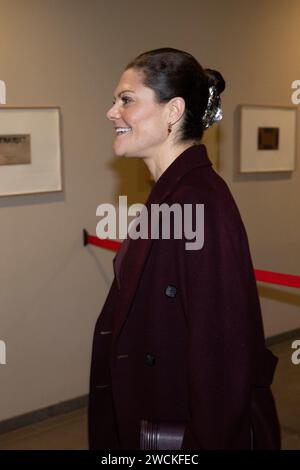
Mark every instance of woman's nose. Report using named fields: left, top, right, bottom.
left=106, top=103, right=120, bottom=121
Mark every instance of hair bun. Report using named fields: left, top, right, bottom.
left=202, top=69, right=225, bottom=129
left=205, top=68, right=225, bottom=95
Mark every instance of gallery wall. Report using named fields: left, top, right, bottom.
left=0, top=0, right=299, bottom=422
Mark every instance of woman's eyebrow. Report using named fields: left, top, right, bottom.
left=113, top=89, right=135, bottom=99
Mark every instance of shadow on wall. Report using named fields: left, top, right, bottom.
left=258, top=284, right=300, bottom=308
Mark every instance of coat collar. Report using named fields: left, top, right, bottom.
left=111, top=144, right=212, bottom=347
left=145, top=143, right=212, bottom=205
left=113, top=144, right=211, bottom=287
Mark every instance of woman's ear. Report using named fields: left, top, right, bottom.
left=168, top=97, right=186, bottom=126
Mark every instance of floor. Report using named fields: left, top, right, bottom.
left=0, top=338, right=299, bottom=450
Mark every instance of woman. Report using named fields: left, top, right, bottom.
left=88, top=48, right=281, bottom=450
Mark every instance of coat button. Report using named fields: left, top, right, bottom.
left=145, top=353, right=156, bottom=366
left=165, top=285, right=177, bottom=298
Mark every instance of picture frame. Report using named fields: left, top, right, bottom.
left=0, top=106, right=62, bottom=196
left=239, top=105, right=297, bottom=173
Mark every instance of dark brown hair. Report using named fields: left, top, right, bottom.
left=125, top=47, right=225, bottom=142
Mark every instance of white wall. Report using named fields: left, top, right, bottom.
left=0, top=0, right=299, bottom=422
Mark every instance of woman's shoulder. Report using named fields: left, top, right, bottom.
left=169, top=165, right=249, bottom=239
left=171, top=164, right=238, bottom=209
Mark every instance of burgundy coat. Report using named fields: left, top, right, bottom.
left=88, top=144, right=281, bottom=450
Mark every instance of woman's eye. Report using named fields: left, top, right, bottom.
left=112, top=96, right=132, bottom=106
left=122, top=96, right=132, bottom=105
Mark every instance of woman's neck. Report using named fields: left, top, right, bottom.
left=143, top=140, right=197, bottom=182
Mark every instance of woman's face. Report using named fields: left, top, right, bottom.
left=106, top=68, right=170, bottom=158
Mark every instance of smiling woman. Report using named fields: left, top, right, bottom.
left=106, top=66, right=181, bottom=171
left=89, top=47, right=281, bottom=451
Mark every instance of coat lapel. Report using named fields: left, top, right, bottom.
left=111, top=144, right=212, bottom=347
left=111, top=207, right=157, bottom=348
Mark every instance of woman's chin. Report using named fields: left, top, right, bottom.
left=113, top=143, right=136, bottom=158
left=113, top=146, right=128, bottom=157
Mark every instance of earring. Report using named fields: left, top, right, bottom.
left=168, top=122, right=172, bottom=135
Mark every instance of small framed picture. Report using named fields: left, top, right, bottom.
left=239, top=105, right=296, bottom=173
left=0, top=106, right=62, bottom=196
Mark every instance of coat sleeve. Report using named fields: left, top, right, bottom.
left=176, top=191, right=263, bottom=449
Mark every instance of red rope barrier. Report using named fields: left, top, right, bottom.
left=84, top=231, right=121, bottom=252
left=254, top=269, right=300, bottom=288
left=83, top=230, right=300, bottom=289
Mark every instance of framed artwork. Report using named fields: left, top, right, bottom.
left=239, top=105, right=296, bottom=173
left=0, top=106, right=62, bottom=196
